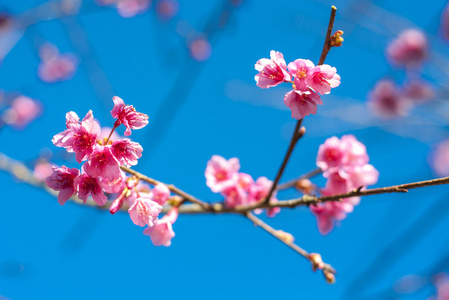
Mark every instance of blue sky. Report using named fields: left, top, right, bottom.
left=1, top=0, right=449, bottom=299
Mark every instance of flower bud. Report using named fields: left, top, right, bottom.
left=309, top=253, right=324, bottom=272
left=324, top=270, right=336, bottom=284
left=330, top=30, right=344, bottom=47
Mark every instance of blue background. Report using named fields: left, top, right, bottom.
left=1, top=0, right=449, bottom=299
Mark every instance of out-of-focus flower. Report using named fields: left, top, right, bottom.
left=368, top=80, right=411, bottom=118
left=255, top=50, right=291, bottom=89
left=403, top=80, right=434, bottom=103
left=45, top=166, right=80, bottom=205
left=386, top=29, right=428, bottom=67
left=430, top=139, right=449, bottom=177
left=149, top=183, right=170, bottom=206
left=34, top=160, right=55, bottom=181
left=96, top=0, right=151, bottom=17
left=3, top=95, right=42, bottom=129
left=189, top=37, right=212, bottom=61
left=156, top=0, right=179, bottom=21
left=38, top=43, right=77, bottom=83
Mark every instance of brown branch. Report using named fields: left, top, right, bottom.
left=264, top=121, right=304, bottom=204
left=245, top=212, right=335, bottom=275
left=263, top=6, right=338, bottom=204
left=120, top=166, right=212, bottom=211
left=318, top=6, right=337, bottom=66
left=277, top=167, right=323, bottom=191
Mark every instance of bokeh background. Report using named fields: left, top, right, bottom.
left=1, top=0, right=449, bottom=299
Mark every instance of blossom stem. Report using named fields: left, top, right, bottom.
left=105, top=125, right=117, bottom=144
left=244, top=212, right=335, bottom=274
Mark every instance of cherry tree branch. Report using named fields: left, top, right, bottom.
left=277, top=167, right=322, bottom=191
left=264, top=6, right=338, bottom=204
left=245, top=212, right=335, bottom=275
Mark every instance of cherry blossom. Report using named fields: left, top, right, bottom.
left=38, top=43, right=77, bottom=83
left=83, top=146, right=121, bottom=181
left=386, top=29, right=428, bottom=67
left=287, top=59, right=315, bottom=91
left=110, top=139, right=143, bottom=166
left=111, top=96, right=149, bottom=136
left=3, top=96, right=41, bottom=129
left=149, top=183, right=170, bottom=206
left=52, top=110, right=101, bottom=163
left=45, top=166, right=80, bottom=205
left=143, top=207, right=178, bottom=247
left=128, top=195, right=162, bottom=227
left=205, top=155, right=240, bottom=193
left=307, top=64, right=341, bottom=95
left=74, top=172, right=108, bottom=206
left=255, top=50, right=291, bottom=89
left=368, top=80, right=411, bottom=118
left=283, top=89, right=322, bottom=120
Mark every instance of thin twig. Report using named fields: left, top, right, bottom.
left=245, top=212, right=335, bottom=274
left=277, top=167, right=323, bottom=191
left=264, top=120, right=304, bottom=204
left=263, top=6, right=338, bottom=204
left=120, top=166, right=212, bottom=211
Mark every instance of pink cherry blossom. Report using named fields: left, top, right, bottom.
left=111, top=96, right=149, bottom=136
left=387, top=29, right=428, bottom=67
left=116, top=0, right=151, bottom=17
left=433, top=273, right=449, bottom=300
left=110, top=139, right=143, bottom=166
left=237, top=173, right=254, bottom=192
left=34, top=161, right=55, bottom=181
left=316, top=136, right=345, bottom=171
left=308, top=64, right=341, bottom=95
left=3, top=96, right=41, bottom=129
left=156, top=0, right=179, bottom=21
left=65, top=111, right=80, bottom=128
left=149, top=183, right=170, bottom=205
left=189, top=37, right=212, bottom=61
left=45, top=166, right=80, bottom=205
left=403, top=80, right=434, bottom=103
left=205, top=155, right=240, bottom=193
left=84, top=146, right=121, bottom=181
left=287, top=59, right=315, bottom=91
left=248, top=177, right=280, bottom=217
left=143, top=207, right=178, bottom=247
left=255, top=50, right=291, bottom=89
left=100, top=170, right=127, bottom=193
left=74, top=172, right=108, bottom=206
left=347, top=164, right=379, bottom=188
left=128, top=195, right=162, bottom=227
left=222, top=182, right=248, bottom=207
left=340, top=135, right=369, bottom=167
left=368, top=80, right=411, bottom=118
left=283, top=89, right=322, bottom=120
left=310, top=200, right=353, bottom=235
left=38, top=44, right=77, bottom=83
left=52, top=110, right=101, bottom=163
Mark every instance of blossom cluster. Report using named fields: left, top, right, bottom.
left=45, top=97, right=178, bottom=246
left=310, top=135, right=379, bottom=235
left=254, top=50, right=340, bottom=119
left=1, top=94, right=42, bottom=129
left=205, top=155, right=280, bottom=217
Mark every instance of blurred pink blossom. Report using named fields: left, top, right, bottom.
left=3, top=96, right=42, bottom=129
left=128, top=195, right=162, bottom=227
left=34, top=161, right=55, bottom=181
left=386, top=29, right=428, bottom=67
left=403, top=80, right=434, bottom=103
left=96, top=0, right=151, bottom=17
left=441, top=4, right=449, bottom=40
left=189, top=37, right=212, bottom=61
left=38, top=44, right=77, bottom=83
left=368, top=80, right=411, bottom=118
left=156, top=0, right=179, bottom=21
left=430, top=139, right=449, bottom=177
